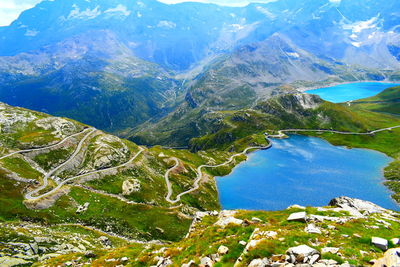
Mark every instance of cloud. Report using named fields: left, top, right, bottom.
left=0, top=0, right=42, bottom=26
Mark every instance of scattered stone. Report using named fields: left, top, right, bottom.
left=391, top=238, right=400, bottom=245
left=181, top=260, right=195, bottom=267
left=287, top=212, right=307, bottom=222
left=372, top=248, right=400, bottom=267
left=270, top=254, right=286, bottom=263
left=76, top=202, right=90, bottom=214
left=286, top=245, right=320, bottom=264
left=217, top=245, right=229, bottom=255
left=239, top=240, right=247, bottom=246
left=122, top=179, right=141, bottom=195
left=319, top=259, right=338, bottom=265
left=248, top=258, right=270, bottom=267
left=155, top=256, right=172, bottom=267
left=98, top=236, right=112, bottom=248
left=121, top=257, right=129, bottom=262
left=200, top=256, right=213, bottom=266
left=251, top=217, right=262, bottom=223
left=372, top=237, right=388, bottom=251
left=321, top=247, right=339, bottom=254
left=304, top=223, right=321, bottom=234
left=84, top=251, right=96, bottom=258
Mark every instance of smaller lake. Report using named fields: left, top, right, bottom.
left=216, top=135, right=399, bottom=211
left=308, top=82, right=399, bottom=103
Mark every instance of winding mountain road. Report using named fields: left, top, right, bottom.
left=25, top=146, right=144, bottom=201
left=165, top=145, right=270, bottom=204
left=0, top=128, right=91, bottom=161
left=25, top=128, right=96, bottom=200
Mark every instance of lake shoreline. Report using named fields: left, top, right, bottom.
left=299, top=80, right=400, bottom=93
left=217, top=134, right=399, bottom=211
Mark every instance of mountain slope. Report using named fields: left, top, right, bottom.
left=0, top=30, right=182, bottom=132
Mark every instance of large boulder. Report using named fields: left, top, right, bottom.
left=372, top=237, right=389, bottom=251
left=329, top=197, right=387, bottom=217
left=372, top=248, right=400, bottom=267
left=286, top=245, right=320, bottom=264
left=287, top=212, right=307, bottom=222
left=248, top=258, right=270, bottom=267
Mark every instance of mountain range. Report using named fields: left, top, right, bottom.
left=0, top=0, right=399, bottom=142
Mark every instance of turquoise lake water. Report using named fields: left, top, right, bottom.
left=308, top=82, right=399, bottom=103
left=216, top=135, right=399, bottom=211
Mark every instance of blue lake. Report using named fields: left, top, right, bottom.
left=308, top=82, right=399, bottom=103
left=216, top=135, right=399, bottom=211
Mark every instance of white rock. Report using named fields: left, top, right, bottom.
left=372, top=237, right=388, bottom=251
left=217, top=245, right=229, bottom=255
left=215, top=212, right=243, bottom=228
left=372, top=248, right=400, bottom=267
left=239, top=240, right=247, bottom=246
left=248, top=258, right=269, bottom=267
left=251, top=217, right=262, bottom=222
left=76, top=202, right=90, bottom=214
left=181, top=260, right=195, bottom=267
left=304, top=223, right=322, bottom=234
left=287, top=212, right=307, bottom=222
left=200, top=256, right=213, bottom=266
left=391, top=238, right=400, bottom=245
left=321, top=247, right=339, bottom=254
left=286, top=245, right=320, bottom=264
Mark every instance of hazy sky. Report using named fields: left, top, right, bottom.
left=0, top=0, right=277, bottom=26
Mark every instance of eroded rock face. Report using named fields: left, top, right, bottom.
left=329, top=196, right=387, bottom=217
left=122, top=179, right=141, bottom=195
left=35, top=117, right=77, bottom=138
left=0, top=104, right=37, bottom=133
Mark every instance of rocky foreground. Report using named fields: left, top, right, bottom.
left=0, top=196, right=399, bottom=266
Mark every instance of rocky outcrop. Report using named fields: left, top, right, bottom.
left=122, top=179, right=141, bottom=195
left=35, top=117, right=78, bottom=138
left=214, top=210, right=243, bottom=228
left=329, top=196, right=388, bottom=217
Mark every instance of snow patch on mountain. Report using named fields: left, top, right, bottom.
left=68, top=4, right=101, bottom=20
left=342, top=16, right=380, bottom=34
left=25, top=29, right=39, bottom=37
left=157, top=20, right=177, bottom=29
left=104, top=5, right=131, bottom=17
left=256, top=6, right=276, bottom=20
